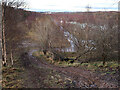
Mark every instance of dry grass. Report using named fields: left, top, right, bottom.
left=2, top=57, right=24, bottom=88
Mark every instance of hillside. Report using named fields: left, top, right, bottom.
left=2, top=6, right=119, bottom=88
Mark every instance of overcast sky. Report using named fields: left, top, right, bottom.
left=26, top=0, right=119, bottom=12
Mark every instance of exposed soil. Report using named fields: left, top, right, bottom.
left=20, top=50, right=119, bottom=88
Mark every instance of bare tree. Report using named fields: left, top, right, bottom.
left=2, top=0, right=26, bottom=8
left=63, top=12, right=118, bottom=64
left=1, top=0, right=26, bottom=66
left=28, top=16, right=70, bottom=60
left=2, top=3, right=7, bottom=66
left=94, top=13, right=118, bottom=65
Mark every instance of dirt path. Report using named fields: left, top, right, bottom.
left=21, top=51, right=118, bottom=88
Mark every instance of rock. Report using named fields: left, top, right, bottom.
left=89, top=84, right=98, bottom=88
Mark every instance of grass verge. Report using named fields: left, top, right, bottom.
left=33, top=51, right=119, bottom=75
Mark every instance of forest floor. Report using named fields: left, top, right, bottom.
left=20, top=50, right=119, bottom=88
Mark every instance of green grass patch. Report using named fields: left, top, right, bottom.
left=32, top=51, right=119, bottom=75
left=79, top=61, right=119, bottom=75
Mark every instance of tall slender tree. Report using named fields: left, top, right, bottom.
left=1, top=0, right=26, bottom=66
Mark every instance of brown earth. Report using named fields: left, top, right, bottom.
left=21, top=51, right=118, bottom=88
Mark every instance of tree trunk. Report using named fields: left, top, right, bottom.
left=102, top=53, right=106, bottom=66
left=75, top=49, right=91, bottom=61
left=10, top=50, right=13, bottom=66
left=43, top=49, right=47, bottom=55
left=2, top=5, right=7, bottom=66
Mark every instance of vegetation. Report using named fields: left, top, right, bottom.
left=62, top=12, right=118, bottom=65
left=1, top=0, right=119, bottom=88
left=32, top=50, right=119, bottom=88
left=2, top=56, right=24, bottom=88
left=33, top=50, right=119, bottom=72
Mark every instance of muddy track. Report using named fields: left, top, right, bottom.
left=21, top=51, right=118, bottom=88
